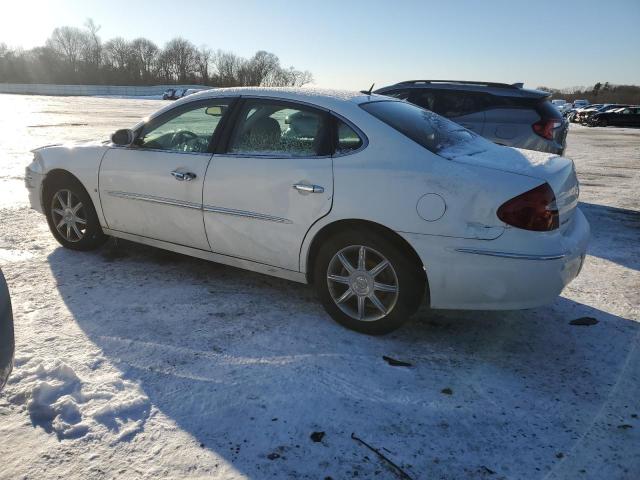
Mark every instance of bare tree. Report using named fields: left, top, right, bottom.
left=164, top=38, right=196, bottom=83
left=104, top=37, right=132, bottom=71
left=194, top=45, right=212, bottom=84
left=4, top=21, right=315, bottom=88
left=212, top=50, right=244, bottom=86
left=131, top=38, right=158, bottom=83
left=83, top=19, right=102, bottom=69
left=46, top=26, right=87, bottom=73
left=241, top=50, right=280, bottom=86
left=265, top=66, right=313, bottom=87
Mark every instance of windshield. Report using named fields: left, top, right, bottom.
left=360, top=100, right=485, bottom=155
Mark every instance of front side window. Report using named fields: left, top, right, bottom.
left=228, top=101, right=329, bottom=157
left=361, top=100, right=489, bottom=155
left=137, top=101, right=230, bottom=153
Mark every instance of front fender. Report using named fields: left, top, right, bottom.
left=27, top=143, right=109, bottom=225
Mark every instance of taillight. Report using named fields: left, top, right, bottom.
left=497, top=183, right=559, bottom=231
left=532, top=118, right=562, bottom=140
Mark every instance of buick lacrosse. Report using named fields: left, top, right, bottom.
left=26, top=88, right=589, bottom=334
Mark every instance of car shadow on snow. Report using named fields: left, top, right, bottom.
left=44, top=235, right=640, bottom=478
left=579, top=201, right=639, bottom=271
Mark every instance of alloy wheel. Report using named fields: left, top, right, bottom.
left=50, top=189, right=87, bottom=243
left=326, top=245, right=399, bottom=322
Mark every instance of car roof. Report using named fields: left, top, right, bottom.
left=374, top=80, right=549, bottom=98
left=154, top=87, right=390, bottom=118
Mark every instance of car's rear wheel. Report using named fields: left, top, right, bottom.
left=313, top=229, right=425, bottom=335
left=44, top=176, right=107, bottom=251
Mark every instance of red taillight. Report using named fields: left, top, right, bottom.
left=532, top=118, right=562, bottom=140
left=497, top=183, right=559, bottom=231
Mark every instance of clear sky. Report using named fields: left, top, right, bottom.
left=2, top=0, right=639, bottom=90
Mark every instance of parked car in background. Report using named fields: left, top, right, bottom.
left=162, top=88, right=192, bottom=100
left=551, top=99, right=567, bottom=109
left=578, top=104, right=629, bottom=124
left=573, top=104, right=607, bottom=124
left=589, top=106, right=640, bottom=127
left=0, top=268, right=14, bottom=391
left=375, top=80, right=568, bottom=154
left=572, top=99, right=590, bottom=108
left=25, top=88, right=589, bottom=334
left=162, top=88, right=177, bottom=100
left=567, top=104, right=602, bottom=123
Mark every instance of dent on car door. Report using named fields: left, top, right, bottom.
left=202, top=99, right=340, bottom=271
left=99, top=99, right=233, bottom=250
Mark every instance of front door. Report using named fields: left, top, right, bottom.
left=99, top=99, right=232, bottom=250
left=202, top=99, right=335, bottom=271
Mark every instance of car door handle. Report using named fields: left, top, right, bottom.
left=171, top=171, right=196, bottom=181
left=293, top=183, right=324, bottom=194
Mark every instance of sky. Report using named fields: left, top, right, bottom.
left=1, top=0, right=639, bottom=90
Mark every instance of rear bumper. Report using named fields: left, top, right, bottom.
left=402, top=208, right=590, bottom=310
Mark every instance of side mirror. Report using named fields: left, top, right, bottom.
left=111, top=129, right=135, bottom=146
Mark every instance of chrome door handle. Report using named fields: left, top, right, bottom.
left=293, top=183, right=324, bottom=194
left=171, top=171, right=196, bottom=181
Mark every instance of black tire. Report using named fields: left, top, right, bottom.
left=313, top=229, right=426, bottom=335
left=44, top=175, right=108, bottom=251
left=599, top=118, right=608, bottom=127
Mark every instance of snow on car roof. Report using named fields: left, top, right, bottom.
left=142, top=87, right=389, bottom=123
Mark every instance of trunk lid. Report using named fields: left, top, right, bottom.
left=439, top=143, right=579, bottom=227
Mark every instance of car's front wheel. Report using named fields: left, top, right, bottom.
left=313, top=229, right=425, bottom=335
left=44, top=176, right=108, bottom=251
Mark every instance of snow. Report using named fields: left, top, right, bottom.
left=0, top=95, right=639, bottom=479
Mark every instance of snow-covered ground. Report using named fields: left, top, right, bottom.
left=0, top=94, right=638, bottom=480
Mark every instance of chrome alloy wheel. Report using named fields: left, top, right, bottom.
left=326, top=245, right=399, bottom=322
left=50, top=189, right=87, bottom=243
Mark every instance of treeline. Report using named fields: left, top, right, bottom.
left=538, top=82, right=640, bottom=105
left=0, top=19, right=312, bottom=87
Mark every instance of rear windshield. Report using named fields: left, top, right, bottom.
left=360, top=100, right=481, bottom=154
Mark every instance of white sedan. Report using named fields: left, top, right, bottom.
left=25, top=88, right=589, bottom=334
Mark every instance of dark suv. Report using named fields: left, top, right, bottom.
left=0, top=268, right=13, bottom=391
left=374, top=80, right=567, bottom=154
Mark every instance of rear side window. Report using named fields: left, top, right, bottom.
left=428, top=90, right=488, bottom=117
left=361, top=100, right=484, bottom=154
left=228, top=100, right=329, bottom=157
left=335, top=120, right=363, bottom=155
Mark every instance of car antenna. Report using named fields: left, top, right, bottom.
left=360, top=83, right=375, bottom=95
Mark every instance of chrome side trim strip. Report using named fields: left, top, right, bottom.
left=107, top=190, right=292, bottom=224
left=203, top=205, right=293, bottom=224
left=102, top=227, right=307, bottom=284
left=454, top=248, right=567, bottom=261
left=107, top=191, right=201, bottom=210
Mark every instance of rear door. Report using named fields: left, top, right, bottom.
left=202, top=98, right=335, bottom=271
left=99, top=98, right=233, bottom=250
